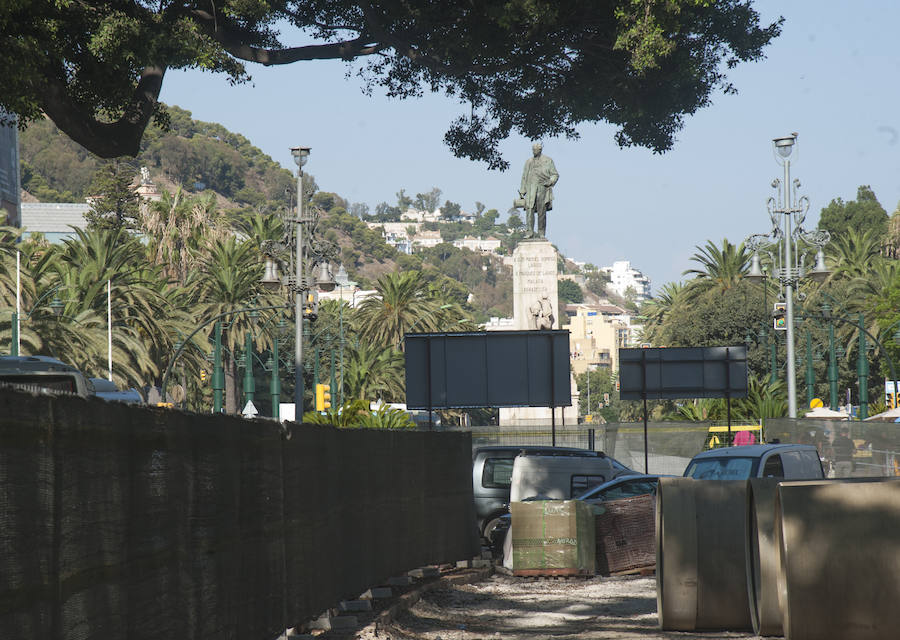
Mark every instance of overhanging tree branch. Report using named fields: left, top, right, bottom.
left=39, top=65, right=166, bottom=158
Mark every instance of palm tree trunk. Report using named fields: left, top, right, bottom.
left=225, top=355, right=237, bottom=414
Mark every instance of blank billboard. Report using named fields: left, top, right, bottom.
left=619, top=346, right=748, bottom=400
left=405, top=330, right=571, bottom=409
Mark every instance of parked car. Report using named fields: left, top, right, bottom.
left=575, top=473, right=674, bottom=503
left=683, top=443, right=825, bottom=480
left=0, top=355, right=91, bottom=397
left=472, top=445, right=604, bottom=540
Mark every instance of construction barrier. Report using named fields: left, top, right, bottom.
left=774, top=480, right=900, bottom=640
left=0, top=389, right=479, bottom=640
left=746, top=478, right=783, bottom=637
left=656, top=478, right=752, bottom=631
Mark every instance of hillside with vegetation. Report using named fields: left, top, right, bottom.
left=8, top=107, right=612, bottom=419
left=19, top=108, right=606, bottom=321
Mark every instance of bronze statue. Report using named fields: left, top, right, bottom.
left=516, top=142, right=559, bottom=238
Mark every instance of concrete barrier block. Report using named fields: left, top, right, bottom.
left=471, top=558, right=492, bottom=568
left=329, top=615, right=358, bottom=631
left=387, top=575, right=413, bottom=586
left=408, top=567, right=440, bottom=578
left=456, top=560, right=472, bottom=568
left=339, top=599, right=373, bottom=612
left=361, top=587, right=393, bottom=599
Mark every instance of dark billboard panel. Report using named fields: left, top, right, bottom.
left=405, top=330, right=571, bottom=409
left=619, top=346, right=748, bottom=400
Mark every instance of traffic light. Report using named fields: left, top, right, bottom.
left=199, top=369, right=208, bottom=383
left=315, top=383, right=331, bottom=411
left=303, top=291, right=318, bottom=321
left=773, top=303, right=787, bottom=331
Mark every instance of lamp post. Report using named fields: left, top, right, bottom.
left=335, top=264, right=350, bottom=407
left=261, top=146, right=340, bottom=420
left=745, top=134, right=830, bottom=418
left=291, top=146, right=310, bottom=415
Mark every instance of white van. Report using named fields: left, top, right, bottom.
left=683, top=444, right=824, bottom=480
left=510, top=453, right=636, bottom=502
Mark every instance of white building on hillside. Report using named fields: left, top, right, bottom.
left=601, top=260, right=651, bottom=302
left=452, top=235, right=501, bottom=254
left=410, top=230, right=443, bottom=250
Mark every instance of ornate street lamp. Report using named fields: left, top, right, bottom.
left=260, top=147, right=341, bottom=418
left=745, top=134, right=831, bottom=418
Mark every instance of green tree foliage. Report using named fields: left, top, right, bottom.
left=414, top=188, right=442, bottom=212
left=0, top=1, right=781, bottom=163
left=354, top=270, right=444, bottom=350
left=639, top=282, right=685, bottom=345
left=825, top=226, right=884, bottom=282
left=585, top=271, right=611, bottom=298
left=818, top=186, right=889, bottom=238
left=558, top=279, right=584, bottom=305
left=440, top=200, right=462, bottom=220
left=682, top=238, right=749, bottom=298
left=473, top=209, right=500, bottom=235
left=84, top=160, right=142, bottom=230
left=342, top=342, right=405, bottom=402
left=576, top=369, right=621, bottom=422
left=17, top=118, right=98, bottom=198
left=659, top=279, right=769, bottom=380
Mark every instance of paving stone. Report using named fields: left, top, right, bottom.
left=471, top=558, right=492, bottom=568
left=387, top=575, right=413, bottom=586
left=339, top=599, right=373, bottom=612
left=408, top=567, right=439, bottom=579
left=456, top=560, right=473, bottom=568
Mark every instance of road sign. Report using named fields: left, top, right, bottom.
left=810, top=398, right=824, bottom=409
left=242, top=400, right=258, bottom=417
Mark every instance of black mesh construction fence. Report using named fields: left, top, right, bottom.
left=0, top=390, right=479, bottom=640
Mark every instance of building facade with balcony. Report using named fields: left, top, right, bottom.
left=562, top=305, right=629, bottom=375
left=601, top=260, right=651, bottom=302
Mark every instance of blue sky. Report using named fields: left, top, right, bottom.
left=159, top=1, right=900, bottom=293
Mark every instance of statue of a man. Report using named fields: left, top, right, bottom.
left=529, top=293, right=555, bottom=330
left=518, top=142, right=559, bottom=238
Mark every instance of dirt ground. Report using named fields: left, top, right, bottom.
left=365, top=572, right=757, bottom=640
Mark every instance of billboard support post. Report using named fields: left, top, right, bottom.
left=642, top=349, right=648, bottom=474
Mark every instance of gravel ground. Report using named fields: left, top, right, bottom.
left=368, top=572, right=757, bottom=640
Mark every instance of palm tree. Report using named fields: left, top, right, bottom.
left=638, top=281, right=685, bottom=344
left=192, top=235, right=283, bottom=412
left=826, top=226, right=883, bottom=282
left=142, top=188, right=227, bottom=282
left=735, top=376, right=788, bottom=423
left=39, top=227, right=177, bottom=387
left=342, top=341, right=405, bottom=402
left=354, top=270, right=443, bottom=350
left=682, top=239, right=749, bottom=298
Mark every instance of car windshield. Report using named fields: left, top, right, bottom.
left=684, top=457, right=756, bottom=480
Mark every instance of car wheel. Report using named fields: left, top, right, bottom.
left=482, top=516, right=504, bottom=542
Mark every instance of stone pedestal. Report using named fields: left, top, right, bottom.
left=500, top=239, right=578, bottom=426
left=512, top=240, right=559, bottom=330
